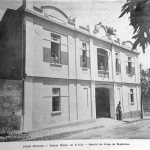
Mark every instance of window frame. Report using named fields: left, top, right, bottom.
left=128, top=57, right=132, bottom=75
left=50, top=33, right=61, bottom=64
left=130, top=89, right=134, bottom=105
left=97, top=49, right=108, bottom=72
left=52, top=88, right=61, bottom=113
left=81, top=42, right=88, bottom=68
left=115, top=52, right=121, bottom=74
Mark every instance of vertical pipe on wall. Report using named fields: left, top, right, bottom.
left=68, top=82, right=70, bottom=122
left=75, top=32, right=78, bottom=120
left=89, top=38, right=94, bottom=118
left=21, top=10, right=25, bottom=132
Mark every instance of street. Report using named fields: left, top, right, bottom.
left=60, top=118, right=150, bottom=139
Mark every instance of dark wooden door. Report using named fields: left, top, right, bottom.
left=96, top=88, right=110, bottom=118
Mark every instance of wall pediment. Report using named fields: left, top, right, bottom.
left=41, top=6, right=68, bottom=23
left=122, top=41, right=134, bottom=49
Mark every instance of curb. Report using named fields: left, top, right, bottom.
left=23, top=122, right=125, bottom=141
left=122, top=116, right=150, bottom=123
left=22, top=125, right=105, bottom=141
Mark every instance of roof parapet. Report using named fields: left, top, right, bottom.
left=23, top=0, right=33, bottom=10
left=28, top=4, right=138, bottom=53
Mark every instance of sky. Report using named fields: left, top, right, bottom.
left=0, top=0, right=149, bottom=70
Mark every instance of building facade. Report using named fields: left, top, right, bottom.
left=0, top=1, right=141, bottom=132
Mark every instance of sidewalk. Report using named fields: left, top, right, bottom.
left=22, top=115, right=150, bottom=141
left=24, top=118, right=125, bottom=141
left=122, top=115, right=150, bottom=123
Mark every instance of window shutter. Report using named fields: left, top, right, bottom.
left=119, top=59, right=121, bottom=73
left=126, top=66, right=128, bottom=74
left=116, top=62, right=119, bottom=72
left=80, top=55, right=83, bottom=67
left=61, top=51, right=68, bottom=65
left=132, top=67, right=135, bottom=75
left=119, top=63, right=121, bottom=73
left=43, top=47, right=51, bottom=62
left=106, top=52, right=109, bottom=71
left=87, top=57, right=90, bottom=68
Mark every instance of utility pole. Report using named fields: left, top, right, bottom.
left=140, top=63, right=143, bottom=119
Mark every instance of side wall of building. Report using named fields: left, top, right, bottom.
left=0, top=79, right=23, bottom=131
left=0, top=9, right=23, bottom=80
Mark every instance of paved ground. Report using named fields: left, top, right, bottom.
left=26, top=118, right=125, bottom=141
left=61, top=118, right=150, bottom=139
left=25, top=116, right=150, bottom=141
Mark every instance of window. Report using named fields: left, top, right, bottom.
left=128, top=57, right=132, bottom=74
left=52, top=88, right=61, bottom=112
left=130, top=89, right=134, bottom=105
left=126, top=56, right=135, bottom=76
left=115, top=52, right=121, bottom=73
left=81, top=42, right=87, bottom=68
left=43, top=30, right=68, bottom=66
left=126, top=56, right=134, bottom=75
left=51, top=34, right=61, bottom=64
left=97, top=49, right=108, bottom=71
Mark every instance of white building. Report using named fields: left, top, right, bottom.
left=0, top=1, right=141, bottom=132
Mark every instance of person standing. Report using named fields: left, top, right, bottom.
left=116, top=101, right=122, bottom=120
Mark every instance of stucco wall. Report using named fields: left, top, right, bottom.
left=114, top=84, right=141, bottom=119
left=0, top=79, right=23, bottom=131
left=23, top=77, right=93, bottom=130
left=23, top=10, right=141, bottom=131
left=0, top=9, right=23, bottom=80
left=113, top=45, right=139, bottom=84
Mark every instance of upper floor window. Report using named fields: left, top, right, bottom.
left=128, top=57, right=132, bottom=74
left=97, top=49, right=108, bottom=71
left=80, top=42, right=90, bottom=69
left=115, top=52, right=121, bottom=74
left=51, top=33, right=61, bottom=64
left=82, top=42, right=87, bottom=68
left=43, top=29, right=68, bottom=66
left=126, top=56, right=135, bottom=76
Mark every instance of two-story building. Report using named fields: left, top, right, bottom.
left=0, top=0, right=141, bottom=132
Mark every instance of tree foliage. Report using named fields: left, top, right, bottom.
left=119, top=0, right=150, bottom=53
left=106, top=26, right=117, bottom=37
left=141, top=68, right=150, bottom=96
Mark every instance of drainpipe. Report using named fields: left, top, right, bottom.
left=21, top=10, right=25, bottom=132
left=110, top=40, right=115, bottom=119
left=140, top=64, right=143, bottom=119
left=74, top=24, right=78, bottom=120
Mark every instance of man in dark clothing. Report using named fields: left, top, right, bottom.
left=116, top=101, right=122, bottom=120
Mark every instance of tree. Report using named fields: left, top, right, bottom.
left=119, top=0, right=150, bottom=53
left=141, top=68, right=150, bottom=97
left=105, top=26, right=117, bottom=38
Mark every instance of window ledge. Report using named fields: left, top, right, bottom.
left=131, top=102, right=134, bottom=105
left=82, top=67, right=89, bottom=71
left=98, top=70, right=109, bottom=75
left=116, top=72, right=120, bottom=75
left=50, top=63, right=62, bottom=68
left=51, top=111, right=61, bottom=116
left=128, top=74, right=134, bottom=77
